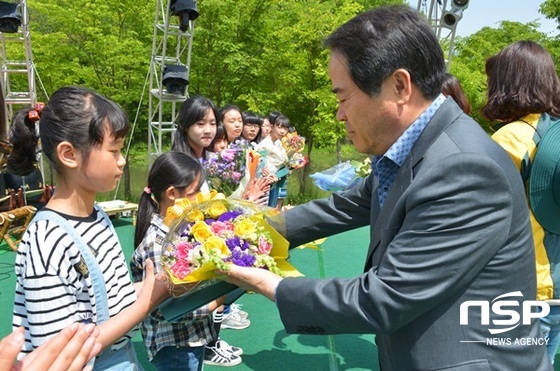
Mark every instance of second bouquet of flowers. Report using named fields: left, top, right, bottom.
left=160, top=191, right=300, bottom=290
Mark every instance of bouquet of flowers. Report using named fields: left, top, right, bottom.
left=202, top=139, right=250, bottom=196
left=281, top=132, right=307, bottom=170
left=288, top=152, right=307, bottom=170
left=281, top=132, right=305, bottom=157
left=161, top=191, right=300, bottom=288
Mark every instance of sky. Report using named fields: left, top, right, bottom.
left=407, top=0, right=559, bottom=37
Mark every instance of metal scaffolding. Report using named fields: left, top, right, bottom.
left=147, top=0, right=196, bottom=164
left=0, top=0, right=36, bottom=139
left=416, top=0, right=469, bottom=67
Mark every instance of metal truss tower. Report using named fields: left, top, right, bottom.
left=148, top=0, right=197, bottom=164
left=0, top=0, right=36, bottom=139
left=416, top=0, right=469, bottom=67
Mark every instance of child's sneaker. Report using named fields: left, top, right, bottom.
left=222, top=311, right=251, bottom=330
left=229, top=303, right=249, bottom=319
left=216, top=338, right=243, bottom=356
left=204, top=345, right=242, bottom=367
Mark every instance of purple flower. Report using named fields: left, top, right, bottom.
left=226, top=236, right=249, bottom=251
left=179, top=224, right=192, bottom=237
left=218, top=210, right=243, bottom=222
left=227, top=250, right=256, bottom=267
left=221, top=148, right=236, bottom=162
left=200, top=140, right=251, bottom=196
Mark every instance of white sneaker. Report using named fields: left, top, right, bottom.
left=229, top=303, right=249, bottom=319
left=216, top=338, right=243, bottom=356
left=222, top=311, right=251, bottom=330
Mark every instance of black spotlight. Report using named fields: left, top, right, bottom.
left=162, top=64, right=189, bottom=95
left=0, top=1, right=21, bottom=33
left=170, top=0, right=199, bottom=32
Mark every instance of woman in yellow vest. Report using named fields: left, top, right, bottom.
left=483, top=40, right=560, bottom=366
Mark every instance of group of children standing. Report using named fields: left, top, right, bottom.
left=9, top=86, right=297, bottom=370
left=138, top=96, right=295, bottom=368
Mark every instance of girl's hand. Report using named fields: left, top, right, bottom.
left=137, top=259, right=170, bottom=313
left=242, top=177, right=274, bottom=203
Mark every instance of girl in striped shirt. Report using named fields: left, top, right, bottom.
left=10, top=86, right=169, bottom=370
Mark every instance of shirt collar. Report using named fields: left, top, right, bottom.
left=151, top=212, right=169, bottom=234
left=374, top=94, right=446, bottom=167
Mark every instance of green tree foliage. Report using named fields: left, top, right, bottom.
left=22, top=0, right=560, bottom=176
left=190, top=0, right=402, bottom=189
left=191, top=0, right=402, bottom=150
left=541, top=0, right=560, bottom=23
left=28, top=0, right=154, bottom=121
left=23, top=0, right=403, bottom=167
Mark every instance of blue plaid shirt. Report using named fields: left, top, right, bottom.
left=130, top=213, right=216, bottom=361
left=372, top=94, right=446, bottom=207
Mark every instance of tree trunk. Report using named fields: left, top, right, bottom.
left=336, top=137, right=342, bottom=163
left=124, top=161, right=131, bottom=201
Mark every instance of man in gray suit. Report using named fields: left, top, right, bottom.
left=223, top=5, right=551, bottom=370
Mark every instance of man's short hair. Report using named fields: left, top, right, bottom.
left=324, top=5, right=446, bottom=100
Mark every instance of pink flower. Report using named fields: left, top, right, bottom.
left=211, top=221, right=234, bottom=235
left=257, top=234, right=272, bottom=255
left=170, top=259, right=192, bottom=279
left=231, top=171, right=242, bottom=182
left=175, top=240, right=194, bottom=259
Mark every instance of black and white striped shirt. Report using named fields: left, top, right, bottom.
left=13, top=208, right=137, bottom=359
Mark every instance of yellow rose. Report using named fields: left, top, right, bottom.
left=196, top=191, right=216, bottom=203
left=187, top=209, right=205, bottom=222
left=202, top=236, right=229, bottom=256
left=211, top=192, right=226, bottom=200
left=207, top=201, right=228, bottom=219
left=164, top=204, right=186, bottom=226
left=234, top=218, right=257, bottom=240
left=175, top=198, right=192, bottom=209
left=191, top=221, right=213, bottom=242
left=195, top=190, right=226, bottom=203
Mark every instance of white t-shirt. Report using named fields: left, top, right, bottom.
left=255, top=135, right=288, bottom=175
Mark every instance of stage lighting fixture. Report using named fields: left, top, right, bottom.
left=451, top=0, right=469, bottom=10
left=442, top=9, right=462, bottom=29
left=0, top=1, right=21, bottom=33
left=170, top=0, right=199, bottom=32
left=162, top=64, right=189, bottom=95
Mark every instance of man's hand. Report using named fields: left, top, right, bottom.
left=220, top=264, right=283, bottom=302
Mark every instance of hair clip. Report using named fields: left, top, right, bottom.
left=144, top=186, right=152, bottom=195
left=28, top=110, right=40, bottom=122
left=35, top=102, right=45, bottom=112
left=27, top=102, right=46, bottom=122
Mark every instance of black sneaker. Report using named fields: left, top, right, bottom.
left=204, top=345, right=242, bottom=367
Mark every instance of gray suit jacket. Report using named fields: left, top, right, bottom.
left=276, top=98, right=551, bottom=370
